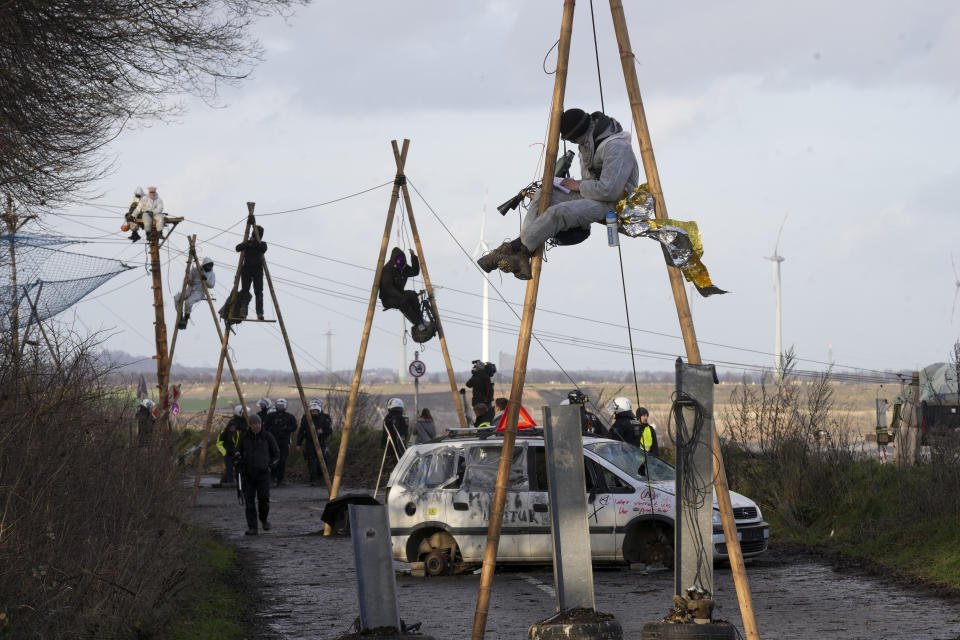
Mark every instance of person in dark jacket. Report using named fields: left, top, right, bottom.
left=465, top=360, right=495, bottom=408
left=235, top=414, right=279, bottom=535
left=227, top=404, right=248, bottom=435
left=236, top=223, right=268, bottom=320
left=473, top=402, right=494, bottom=428
left=566, top=389, right=606, bottom=436
left=608, top=396, right=642, bottom=446
left=382, top=397, right=409, bottom=462
left=635, top=407, right=659, bottom=456
left=265, top=398, right=297, bottom=486
left=297, top=399, right=333, bottom=486
left=216, top=418, right=240, bottom=486
left=136, top=398, right=155, bottom=447
left=256, top=397, right=272, bottom=424
left=378, top=247, right=424, bottom=328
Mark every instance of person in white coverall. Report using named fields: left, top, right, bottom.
left=478, top=108, right=639, bottom=280
left=139, top=186, right=165, bottom=234
left=175, top=257, right=215, bottom=329
left=125, top=186, right=145, bottom=242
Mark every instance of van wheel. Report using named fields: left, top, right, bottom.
left=424, top=549, right=449, bottom=576
left=624, top=521, right=673, bottom=568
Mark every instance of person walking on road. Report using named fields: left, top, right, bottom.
left=297, top=399, right=333, bottom=486
left=215, top=417, right=240, bottom=486
left=236, top=414, right=279, bottom=535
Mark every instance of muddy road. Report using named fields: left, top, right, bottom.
left=186, top=477, right=960, bottom=640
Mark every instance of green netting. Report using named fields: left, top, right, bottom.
left=0, top=234, right=134, bottom=331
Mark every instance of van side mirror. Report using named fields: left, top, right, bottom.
left=638, top=463, right=647, bottom=477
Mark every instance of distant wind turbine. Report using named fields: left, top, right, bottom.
left=953, top=254, right=960, bottom=322
left=470, top=189, right=491, bottom=362
left=765, top=215, right=787, bottom=376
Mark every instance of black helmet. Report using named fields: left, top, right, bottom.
left=567, top=389, right=587, bottom=405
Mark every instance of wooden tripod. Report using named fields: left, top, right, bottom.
left=471, top=3, right=759, bottom=639
left=324, top=139, right=466, bottom=535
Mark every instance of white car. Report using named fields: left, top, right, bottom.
left=385, top=431, right=769, bottom=575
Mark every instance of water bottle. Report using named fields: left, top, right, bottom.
left=606, top=211, right=619, bottom=247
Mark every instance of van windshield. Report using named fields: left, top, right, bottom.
left=585, top=441, right=674, bottom=483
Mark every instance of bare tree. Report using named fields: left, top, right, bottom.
left=0, top=0, right=303, bottom=210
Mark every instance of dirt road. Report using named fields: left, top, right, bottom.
left=186, top=476, right=960, bottom=640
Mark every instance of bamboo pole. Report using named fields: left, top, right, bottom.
left=397, top=164, right=467, bottom=429
left=247, top=204, right=333, bottom=493
left=471, top=3, right=575, bottom=637
left=325, top=139, right=409, bottom=535
left=190, top=225, right=254, bottom=507
left=609, top=2, right=758, bottom=637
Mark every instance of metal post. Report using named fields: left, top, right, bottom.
left=609, top=2, right=758, bottom=637
left=673, top=360, right=716, bottom=598
left=398, top=168, right=468, bottom=428
left=248, top=205, right=333, bottom=493
left=542, top=404, right=595, bottom=611
left=414, top=349, right=420, bottom=418
left=326, top=140, right=408, bottom=535
left=471, top=3, right=575, bottom=638
left=348, top=504, right=401, bottom=631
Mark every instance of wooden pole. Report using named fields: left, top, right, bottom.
left=190, top=225, right=254, bottom=507
left=471, top=3, right=575, bottom=637
left=247, top=204, right=333, bottom=493
left=609, top=2, right=758, bottom=637
left=397, top=162, right=467, bottom=429
left=147, top=227, right=172, bottom=433
left=325, top=139, right=409, bottom=535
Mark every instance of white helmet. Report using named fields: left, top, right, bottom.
left=257, top=397, right=272, bottom=409
left=386, top=397, right=404, bottom=411
left=141, top=398, right=155, bottom=409
left=267, top=407, right=276, bottom=414
left=309, top=399, right=323, bottom=412
left=233, top=404, right=246, bottom=417
left=275, top=398, right=288, bottom=409
left=608, top=396, right=632, bottom=413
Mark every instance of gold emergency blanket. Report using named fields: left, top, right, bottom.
left=615, top=185, right=727, bottom=297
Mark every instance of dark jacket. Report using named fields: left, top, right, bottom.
left=136, top=406, right=154, bottom=445
left=227, top=415, right=247, bottom=435
left=610, top=411, right=642, bottom=446
left=236, top=238, right=267, bottom=270
left=379, top=248, right=419, bottom=303
left=237, top=428, right=279, bottom=475
left=298, top=412, right=333, bottom=455
left=266, top=410, right=297, bottom=449
left=465, top=370, right=494, bottom=407
left=217, top=427, right=240, bottom=457
left=382, top=408, right=409, bottom=450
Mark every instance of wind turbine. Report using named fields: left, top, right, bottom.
left=471, top=189, right=491, bottom=363
left=952, top=254, right=960, bottom=322
left=765, top=215, right=787, bottom=377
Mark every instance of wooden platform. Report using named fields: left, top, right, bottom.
left=230, top=318, right=277, bottom=323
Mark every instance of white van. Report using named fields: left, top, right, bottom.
left=385, top=431, right=768, bottom=575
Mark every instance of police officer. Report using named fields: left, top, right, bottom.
left=609, top=397, right=643, bottom=446
left=256, top=397, right=272, bottom=424
left=266, top=398, right=297, bottom=486
left=215, top=417, right=241, bottom=486
left=235, top=415, right=279, bottom=535
left=565, top=389, right=606, bottom=435
left=228, top=404, right=248, bottom=435
left=297, top=399, right=333, bottom=486
left=383, top=398, right=409, bottom=462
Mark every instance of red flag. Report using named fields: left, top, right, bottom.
left=496, top=404, right=537, bottom=431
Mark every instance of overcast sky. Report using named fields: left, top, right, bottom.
left=49, top=1, right=960, bottom=382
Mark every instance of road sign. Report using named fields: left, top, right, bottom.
left=408, top=360, right=426, bottom=378
left=170, top=402, right=180, bottom=416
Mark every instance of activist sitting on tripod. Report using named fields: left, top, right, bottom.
left=379, top=247, right=426, bottom=331
left=478, top=108, right=639, bottom=280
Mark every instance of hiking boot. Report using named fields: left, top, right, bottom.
left=177, top=317, right=188, bottom=330
left=129, top=231, right=141, bottom=243
left=261, top=520, right=272, bottom=531
left=245, top=528, right=258, bottom=536
left=477, top=242, right=514, bottom=273
left=256, top=314, right=264, bottom=321
left=497, top=246, right=533, bottom=280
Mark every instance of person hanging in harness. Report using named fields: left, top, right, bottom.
left=235, top=223, right=267, bottom=320
left=379, top=247, right=429, bottom=331
left=478, top=108, right=640, bottom=280
left=175, top=257, right=215, bottom=330
left=123, top=187, right=145, bottom=242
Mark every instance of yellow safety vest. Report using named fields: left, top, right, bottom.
left=639, top=424, right=654, bottom=452
left=216, top=430, right=239, bottom=456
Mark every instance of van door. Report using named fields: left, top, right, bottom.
left=528, top=446, right=620, bottom=561
left=450, top=443, right=529, bottom=562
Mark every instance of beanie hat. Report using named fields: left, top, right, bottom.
left=560, top=108, right=590, bottom=141
left=637, top=407, right=649, bottom=418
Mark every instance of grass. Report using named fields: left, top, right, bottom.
left=166, top=533, right=249, bottom=640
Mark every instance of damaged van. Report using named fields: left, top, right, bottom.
left=385, top=430, right=768, bottom=576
